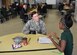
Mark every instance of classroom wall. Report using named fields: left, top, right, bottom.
left=75, top=0, right=77, bottom=21
left=20, top=0, right=22, bottom=3
left=41, top=0, right=46, bottom=3
left=0, top=0, right=2, bottom=8
left=46, top=0, right=56, bottom=5
left=14, top=0, right=18, bottom=2
left=24, top=0, right=27, bottom=3
left=67, top=0, right=69, bottom=3
left=11, top=0, right=14, bottom=3
left=2, top=0, right=11, bottom=9
left=29, top=0, right=35, bottom=4
left=59, top=0, right=63, bottom=3
left=36, top=0, right=46, bottom=3
left=56, top=0, right=60, bottom=8
left=59, top=0, right=70, bottom=3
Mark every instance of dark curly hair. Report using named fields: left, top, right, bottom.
left=31, top=11, right=38, bottom=17
left=60, top=14, right=73, bottom=29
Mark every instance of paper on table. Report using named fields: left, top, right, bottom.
left=38, top=37, right=52, bottom=44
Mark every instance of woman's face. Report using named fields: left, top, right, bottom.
left=59, top=22, right=64, bottom=30
left=32, top=13, right=40, bottom=22
left=23, top=5, right=27, bottom=9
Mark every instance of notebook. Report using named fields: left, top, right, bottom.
left=38, top=37, right=52, bottom=44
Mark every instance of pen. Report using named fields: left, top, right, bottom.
left=28, top=38, right=31, bottom=43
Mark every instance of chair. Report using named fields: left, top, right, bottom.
left=0, top=12, right=5, bottom=23
left=7, top=9, right=12, bottom=19
left=1, top=8, right=9, bottom=21
left=19, top=11, right=28, bottom=23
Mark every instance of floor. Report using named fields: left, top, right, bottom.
left=0, top=9, right=77, bottom=55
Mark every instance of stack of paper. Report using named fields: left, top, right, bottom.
left=38, top=37, right=52, bottom=44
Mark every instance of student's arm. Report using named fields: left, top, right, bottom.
left=52, top=32, right=60, bottom=40
left=48, top=35, right=66, bottom=52
left=22, top=21, right=30, bottom=34
left=41, top=21, right=46, bottom=35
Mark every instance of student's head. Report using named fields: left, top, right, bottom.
left=31, top=11, right=40, bottom=22
left=23, top=4, right=27, bottom=9
left=59, top=15, right=73, bottom=30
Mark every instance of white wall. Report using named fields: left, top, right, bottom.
left=60, top=0, right=69, bottom=3
left=20, top=0, right=23, bottom=3
left=56, top=0, right=60, bottom=7
left=11, top=0, right=14, bottom=3
left=75, top=0, right=77, bottom=21
left=24, top=0, right=27, bottom=3
left=46, top=0, right=56, bottom=5
left=59, top=0, right=63, bottom=3
left=0, top=0, right=2, bottom=8
left=67, top=0, right=69, bottom=3
left=29, top=0, right=35, bottom=4
left=41, top=0, right=46, bottom=3
left=14, top=0, right=18, bottom=2
left=36, top=0, right=46, bottom=3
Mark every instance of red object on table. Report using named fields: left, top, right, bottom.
left=22, top=38, right=28, bottom=46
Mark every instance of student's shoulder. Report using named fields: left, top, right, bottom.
left=61, top=31, right=66, bottom=34
left=25, top=20, right=32, bottom=25
left=61, top=30, right=70, bottom=37
left=27, top=20, right=32, bottom=22
left=40, top=20, right=45, bottom=23
left=61, top=31, right=67, bottom=37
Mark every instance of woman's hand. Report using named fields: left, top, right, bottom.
left=48, top=34, right=53, bottom=41
left=51, top=32, right=60, bottom=40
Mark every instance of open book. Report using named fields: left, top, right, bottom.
left=38, top=37, right=52, bottom=44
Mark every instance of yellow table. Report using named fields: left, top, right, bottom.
left=0, top=33, right=64, bottom=55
